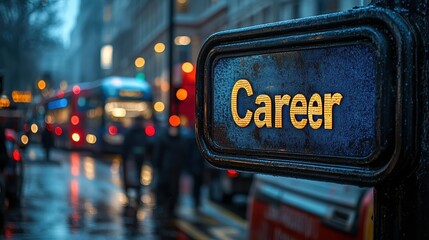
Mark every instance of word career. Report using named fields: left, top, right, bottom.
left=231, top=79, right=343, bottom=130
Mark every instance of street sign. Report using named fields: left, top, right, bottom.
left=0, top=95, right=10, bottom=108
left=196, top=6, right=418, bottom=185
left=12, top=91, right=32, bottom=103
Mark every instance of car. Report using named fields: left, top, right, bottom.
left=3, top=128, right=24, bottom=208
left=247, top=174, right=373, bottom=240
left=208, top=167, right=253, bottom=204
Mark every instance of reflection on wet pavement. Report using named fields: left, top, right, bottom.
left=3, top=146, right=187, bottom=240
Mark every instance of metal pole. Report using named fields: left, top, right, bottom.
left=168, top=0, right=175, bottom=118
left=372, top=0, right=429, bottom=239
left=374, top=179, right=418, bottom=239
left=0, top=73, right=3, bottom=94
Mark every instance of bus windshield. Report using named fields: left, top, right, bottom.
left=104, top=99, right=152, bottom=127
left=45, top=98, right=71, bottom=125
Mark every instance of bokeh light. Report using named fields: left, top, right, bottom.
left=154, top=43, right=165, bottom=53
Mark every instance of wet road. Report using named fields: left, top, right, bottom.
left=3, top=144, right=247, bottom=239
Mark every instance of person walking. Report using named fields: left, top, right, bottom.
left=41, top=123, right=54, bottom=161
left=182, top=128, right=205, bottom=211
left=0, top=119, right=9, bottom=170
left=153, top=125, right=184, bottom=219
left=0, top=120, right=8, bottom=229
left=121, top=116, right=152, bottom=206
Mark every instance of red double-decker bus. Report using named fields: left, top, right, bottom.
left=43, top=76, right=154, bottom=152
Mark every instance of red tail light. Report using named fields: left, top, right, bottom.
left=57, top=90, right=64, bottom=98
left=108, top=125, right=118, bottom=135
left=71, top=115, right=80, bottom=125
left=55, top=126, right=63, bottom=136
left=226, top=169, right=239, bottom=178
left=12, top=149, right=20, bottom=161
left=145, top=126, right=156, bottom=137
left=72, top=85, right=81, bottom=94
left=46, top=123, right=53, bottom=132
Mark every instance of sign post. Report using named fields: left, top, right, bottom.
left=196, top=2, right=428, bottom=239
left=369, top=1, right=429, bottom=239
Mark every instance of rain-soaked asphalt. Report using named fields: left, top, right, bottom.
left=3, top=144, right=246, bottom=239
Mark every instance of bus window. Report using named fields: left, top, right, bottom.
left=45, top=100, right=71, bottom=125
left=77, top=95, right=101, bottom=111
left=76, top=95, right=102, bottom=136
left=86, top=107, right=103, bottom=131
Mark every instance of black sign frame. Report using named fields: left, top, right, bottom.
left=196, top=6, right=418, bottom=185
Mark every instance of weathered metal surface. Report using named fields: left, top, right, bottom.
left=212, top=44, right=377, bottom=159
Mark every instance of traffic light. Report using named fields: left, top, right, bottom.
left=38, top=72, right=51, bottom=92
left=37, top=80, right=46, bottom=90
left=169, top=115, right=181, bottom=127
left=176, top=88, right=188, bottom=101
left=176, top=62, right=196, bottom=128
left=181, top=62, right=195, bottom=84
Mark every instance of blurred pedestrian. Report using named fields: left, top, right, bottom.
left=0, top=119, right=6, bottom=230
left=190, top=141, right=205, bottom=210
left=153, top=126, right=184, bottom=219
left=181, top=128, right=205, bottom=211
left=0, top=118, right=9, bottom=170
left=41, top=123, right=54, bottom=161
left=121, top=116, right=152, bottom=206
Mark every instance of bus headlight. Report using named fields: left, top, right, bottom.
left=72, top=132, right=81, bottom=142
left=86, top=134, right=97, bottom=144
left=21, top=134, right=29, bottom=145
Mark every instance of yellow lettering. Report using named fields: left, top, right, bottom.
left=308, top=94, right=323, bottom=129
left=254, top=95, right=272, bottom=128
left=290, top=94, right=308, bottom=129
left=230, top=79, right=343, bottom=130
left=231, top=79, right=253, bottom=127
left=274, top=95, right=291, bottom=128
left=324, top=93, right=343, bottom=129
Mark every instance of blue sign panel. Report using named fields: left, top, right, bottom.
left=47, top=98, right=68, bottom=110
left=212, top=44, right=376, bottom=159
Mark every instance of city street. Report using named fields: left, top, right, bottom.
left=3, top=144, right=247, bottom=239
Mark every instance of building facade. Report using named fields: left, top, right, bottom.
left=228, top=0, right=371, bottom=29
left=64, top=0, right=371, bottom=120
left=65, top=0, right=104, bottom=85
left=99, top=0, right=227, bottom=119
